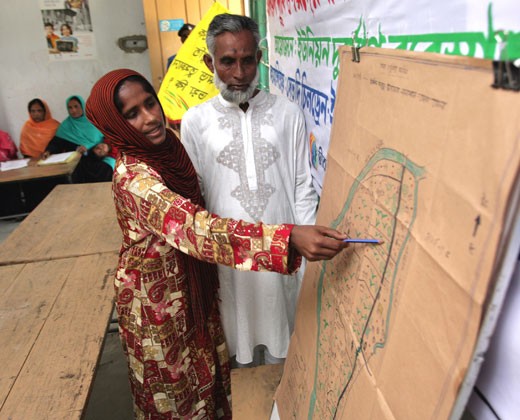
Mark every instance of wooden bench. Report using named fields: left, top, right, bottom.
left=0, top=182, right=121, bottom=265
left=0, top=154, right=82, bottom=219
left=231, top=363, right=284, bottom=420
left=0, top=182, right=121, bottom=419
left=0, top=254, right=117, bottom=418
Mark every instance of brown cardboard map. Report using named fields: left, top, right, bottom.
left=275, top=47, right=520, bottom=419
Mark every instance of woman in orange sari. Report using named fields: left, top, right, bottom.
left=19, top=98, right=60, bottom=158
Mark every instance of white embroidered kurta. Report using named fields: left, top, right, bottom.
left=181, top=91, right=318, bottom=364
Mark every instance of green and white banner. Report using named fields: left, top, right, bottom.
left=266, top=1, right=519, bottom=193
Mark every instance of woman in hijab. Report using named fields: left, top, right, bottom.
left=19, top=98, right=60, bottom=158
left=0, top=129, right=18, bottom=162
left=44, top=95, right=113, bottom=182
left=85, top=69, right=347, bottom=419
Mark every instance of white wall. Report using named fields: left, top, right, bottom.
left=0, top=0, right=152, bottom=148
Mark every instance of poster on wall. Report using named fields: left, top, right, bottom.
left=266, top=0, right=520, bottom=194
left=40, top=0, right=97, bottom=61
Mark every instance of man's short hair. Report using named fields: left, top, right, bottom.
left=206, top=14, right=260, bottom=56
left=178, top=23, right=195, bottom=37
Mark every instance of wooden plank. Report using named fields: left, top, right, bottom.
left=142, top=0, right=164, bottom=91
left=199, top=0, right=215, bottom=15
left=227, top=0, right=245, bottom=14
left=0, top=260, right=78, bottom=406
left=157, top=0, right=186, bottom=67
left=0, top=253, right=117, bottom=419
left=0, top=183, right=121, bottom=265
left=186, top=0, right=201, bottom=23
left=0, top=155, right=80, bottom=184
left=231, top=364, right=284, bottom=420
left=0, top=263, right=40, bottom=404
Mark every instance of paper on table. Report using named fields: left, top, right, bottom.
left=37, top=151, right=78, bottom=166
left=0, top=158, right=30, bottom=171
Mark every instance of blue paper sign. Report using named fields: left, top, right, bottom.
left=159, top=19, right=185, bottom=32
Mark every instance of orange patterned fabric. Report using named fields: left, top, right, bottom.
left=112, top=154, right=299, bottom=419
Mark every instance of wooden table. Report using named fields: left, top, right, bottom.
left=0, top=155, right=81, bottom=184
left=0, top=182, right=122, bottom=419
left=0, top=155, right=82, bottom=218
left=0, top=182, right=121, bottom=265
left=0, top=254, right=118, bottom=419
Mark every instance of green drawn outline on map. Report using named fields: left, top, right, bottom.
left=308, top=148, right=425, bottom=418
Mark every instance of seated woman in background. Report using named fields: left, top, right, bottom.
left=20, top=98, right=60, bottom=158
left=72, top=139, right=118, bottom=182
left=44, top=95, right=113, bottom=183
left=0, top=129, right=22, bottom=216
left=92, top=141, right=117, bottom=169
left=0, top=129, right=18, bottom=162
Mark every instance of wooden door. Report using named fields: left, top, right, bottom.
left=142, top=0, right=245, bottom=91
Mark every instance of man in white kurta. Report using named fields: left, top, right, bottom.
left=181, top=14, right=318, bottom=366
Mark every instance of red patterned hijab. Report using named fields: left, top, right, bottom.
left=85, top=69, right=201, bottom=203
left=85, top=69, right=218, bottom=337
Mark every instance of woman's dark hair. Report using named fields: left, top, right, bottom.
left=28, top=98, right=45, bottom=113
left=113, top=75, right=158, bottom=113
left=61, top=23, right=73, bottom=35
left=68, top=96, right=82, bottom=106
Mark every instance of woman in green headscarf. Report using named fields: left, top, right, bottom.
left=44, top=95, right=115, bottom=183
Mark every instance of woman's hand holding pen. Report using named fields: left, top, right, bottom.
left=290, top=225, right=349, bottom=262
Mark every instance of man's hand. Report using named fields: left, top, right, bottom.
left=290, top=225, right=349, bottom=262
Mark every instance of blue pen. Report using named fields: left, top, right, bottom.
left=343, top=238, right=382, bottom=244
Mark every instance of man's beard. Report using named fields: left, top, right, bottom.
left=214, top=71, right=259, bottom=105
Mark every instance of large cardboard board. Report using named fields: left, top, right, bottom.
left=275, top=47, right=520, bottom=419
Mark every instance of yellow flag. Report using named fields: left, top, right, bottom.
left=158, top=2, right=229, bottom=123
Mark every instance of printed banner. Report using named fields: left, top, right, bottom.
left=158, top=2, right=229, bottom=123
left=266, top=0, right=520, bottom=194
left=40, top=0, right=97, bottom=61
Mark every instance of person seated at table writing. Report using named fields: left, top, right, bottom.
left=43, top=95, right=112, bottom=182
left=19, top=98, right=60, bottom=158
left=85, top=68, right=348, bottom=419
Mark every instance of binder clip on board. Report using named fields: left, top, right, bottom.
left=492, top=60, right=520, bottom=91
left=351, top=32, right=367, bottom=63
left=491, top=31, right=520, bottom=91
